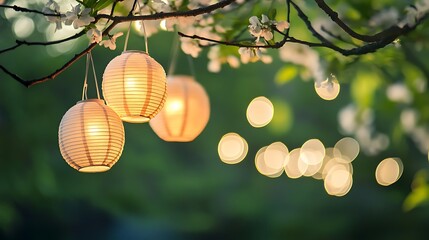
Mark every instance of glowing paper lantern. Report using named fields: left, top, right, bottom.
left=58, top=99, right=125, bottom=172
left=102, top=50, right=167, bottom=123
left=150, top=75, right=210, bottom=142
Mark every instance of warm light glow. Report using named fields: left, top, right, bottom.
left=334, top=137, right=360, bottom=163
left=58, top=99, right=125, bottom=173
left=255, top=146, right=284, bottom=178
left=150, top=75, right=210, bottom=142
left=324, top=166, right=353, bottom=196
left=375, top=157, right=403, bottom=186
left=102, top=51, right=167, bottom=123
left=246, top=96, right=274, bottom=128
left=218, top=133, right=248, bottom=164
left=315, top=74, right=340, bottom=100
left=255, top=142, right=288, bottom=178
left=284, top=148, right=304, bottom=179
left=160, top=19, right=168, bottom=31
left=300, top=139, right=325, bottom=165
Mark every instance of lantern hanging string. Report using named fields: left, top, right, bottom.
left=81, top=51, right=101, bottom=100
left=123, top=1, right=149, bottom=54
left=167, top=30, right=180, bottom=76
left=89, top=52, right=101, bottom=100
left=123, top=21, right=132, bottom=52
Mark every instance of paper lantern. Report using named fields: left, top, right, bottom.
left=102, top=50, right=167, bottom=123
left=58, top=99, right=125, bottom=173
left=150, top=75, right=210, bottom=142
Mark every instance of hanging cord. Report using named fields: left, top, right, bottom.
left=123, top=21, right=133, bottom=52
left=123, top=1, right=149, bottom=53
left=81, top=51, right=101, bottom=100
left=137, top=1, right=149, bottom=54
left=81, top=53, right=90, bottom=100
left=167, top=31, right=180, bottom=76
left=88, top=52, right=101, bottom=99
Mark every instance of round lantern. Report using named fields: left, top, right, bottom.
left=58, top=99, right=125, bottom=173
left=102, top=50, right=167, bottom=123
left=150, top=75, right=210, bottom=142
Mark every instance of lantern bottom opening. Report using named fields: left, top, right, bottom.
left=160, top=136, right=197, bottom=142
left=121, top=115, right=150, bottom=123
left=78, top=165, right=111, bottom=173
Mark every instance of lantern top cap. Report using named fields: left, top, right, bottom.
left=77, top=99, right=105, bottom=104
left=122, top=50, right=148, bottom=55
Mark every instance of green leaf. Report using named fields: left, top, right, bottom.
left=351, top=71, right=382, bottom=109
left=275, top=65, right=298, bottom=85
left=85, top=0, right=98, bottom=8
left=94, top=0, right=114, bottom=11
left=403, top=170, right=429, bottom=211
left=268, top=9, right=277, bottom=20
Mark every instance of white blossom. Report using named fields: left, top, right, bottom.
left=42, top=0, right=62, bottom=32
left=87, top=28, right=102, bottom=43
left=181, top=38, right=201, bottom=57
left=279, top=42, right=324, bottom=83
left=207, top=46, right=241, bottom=72
left=99, top=32, right=124, bottom=50
left=65, top=5, right=95, bottom=29
left=248, top=14, right=287, bottom=42
left=152, top=0, right=172, bottom=12
left=238, top=47, right=271, bottom=64
left=276, top=21, right=290, bottom=32
left=386, top=83, right=413, bottom=103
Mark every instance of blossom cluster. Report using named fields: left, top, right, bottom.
left=42, top=1, right=94, bottom=31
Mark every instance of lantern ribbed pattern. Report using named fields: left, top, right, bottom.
left=102, top=50, right=167, bottom=123
left=150, top=75, right=210, bottom=142
left=58, top=99, right=125, bottom=173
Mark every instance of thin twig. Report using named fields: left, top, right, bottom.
left=0, top=30, right=86, bottom=54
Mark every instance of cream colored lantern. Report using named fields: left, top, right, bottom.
left=58, top=99, right=125, bottom=173
left=102, top=50, right=167, bottom=123
left=150, top=75, right=210, bottom=142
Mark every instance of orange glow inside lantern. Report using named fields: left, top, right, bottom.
left=102, top=50, right=167, bottom=123
left=58, top=99, right=125, bottom=173
left=150, top=75, right=210, bottom=142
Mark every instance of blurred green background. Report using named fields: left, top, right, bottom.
left=2, top=1, right=429, bottom=239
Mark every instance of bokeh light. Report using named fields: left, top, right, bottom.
left=264, top=142, right=289, bottom=169
left=246, top=96, right=274, bottom=128
left=284, top=148, right=304, bottom=179
left=315, top=74, right=340, bottom=100
left=218, top=132, right=248, bottom=164
left=334, top=137, right=360, bottom=163
left=13, top=16, right=35, bottom=38
left=300, top=138, right=325, bottom=165
left=375, top=157, right=403, bottom=186
left=255, top=144, right=285, bottom=178
left=324, top=166, right=353, bottom=196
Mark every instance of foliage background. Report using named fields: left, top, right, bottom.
left=1, top=1, right=429, bottom=239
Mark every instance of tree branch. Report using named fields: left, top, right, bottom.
left=0, top=42, right=98, bottom=87
left=0, top=30, right=86, bottom=55
left=314, top=0, right=427, bottom=43
left=95, top=0, right=236, bottom=22
left=0, top=0, right=238, bottom=87
left=0, top=4, right=61, bottom=17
